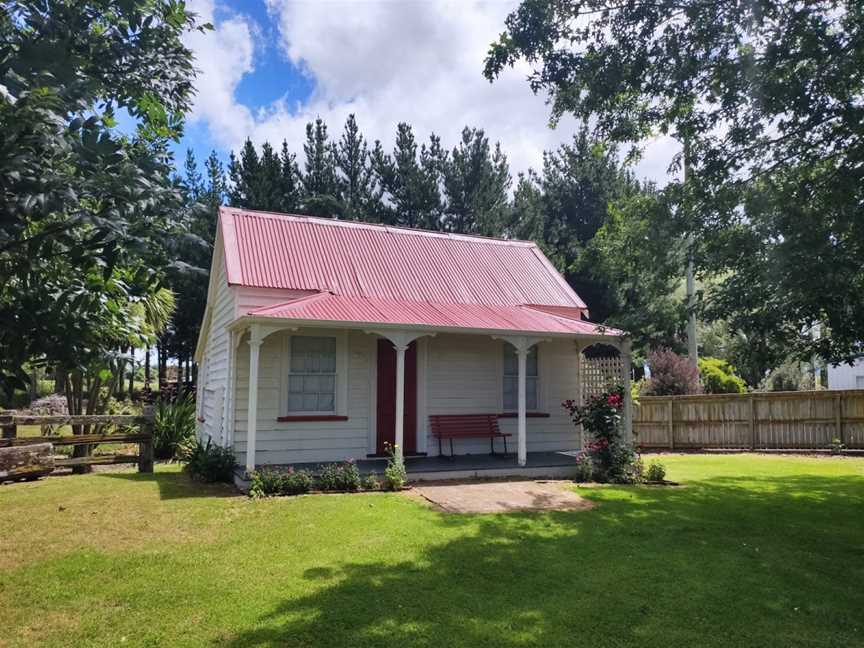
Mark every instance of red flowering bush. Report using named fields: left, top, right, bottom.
left=563, top=387, right=642, bottom=483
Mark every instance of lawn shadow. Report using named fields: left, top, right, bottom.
left=98, top=470, right=240, bottom=500
left=218, top=472, right=864, bottom=648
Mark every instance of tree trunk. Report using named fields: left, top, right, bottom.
left=177, top=355, right=185, bottom=398
left=128, top=350, right=135, bottom=398
left=144, top=347, right=151, bottom=390
left=67, top=370, right=93, bottom=475
left=54, top=365, right=66, bottom=395
left=29, top=367, right=38, bottom=402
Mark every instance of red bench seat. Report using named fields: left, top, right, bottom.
left=429, top=414, right=512, bottom=457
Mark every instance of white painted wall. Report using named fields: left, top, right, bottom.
left=231, top=329, right=583, bottom=467
left=828, top=358, right=864, bottom=390
left=196, top=241, right=235, bottom=446
left=233, top=329, right=375, bottom=466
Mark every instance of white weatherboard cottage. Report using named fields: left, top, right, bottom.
left=195, top=207, right=632, bottom=479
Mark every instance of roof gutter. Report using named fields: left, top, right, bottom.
left=226, top=314, right=627, bottom=345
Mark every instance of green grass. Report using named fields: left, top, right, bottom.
left=1, top=454, right=862, bottom=647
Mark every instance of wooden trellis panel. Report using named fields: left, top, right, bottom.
left=581, top=354, right=625, bottom=402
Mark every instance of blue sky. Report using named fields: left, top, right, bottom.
left=173, top=0, right=677, bottom=183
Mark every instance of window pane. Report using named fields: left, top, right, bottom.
left=302, top=393, right=318, bottom=411
left=527, top=377, right=538, bottom=410
left=287, top=394, right=304, bottom=411
left=526, top=348, right=538, bottom=376
left=288, top=375, right=303, bottom=393
left=502, top=347, right=538, bottom=410
left=318, top=393, right=334, bottom=411
left=321, top=374, right=335, bottom=392
left=503, top=349, right=518, bottom=376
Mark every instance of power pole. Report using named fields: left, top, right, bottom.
left=683, top=137, right=698, bottom=366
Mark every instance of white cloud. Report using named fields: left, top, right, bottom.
left=184, top=0, right=677, bottom=183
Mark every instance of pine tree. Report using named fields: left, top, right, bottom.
left=302, top=117, right=341, bottom=217
left=228, top=138, right=261, bottom=208
left=279, top=140, right=302, bottom=212
left=373, top=123, right=443, bottom=229
left=441, top=127, right=511, bottom=235
left=335, top=114, right=376, bottom=220
left=182, top=149, right=205, bottom=202
left=203, top=151, right=226, bottom=215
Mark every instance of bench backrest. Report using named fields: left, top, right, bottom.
left=429, top=414, right=501, bottom=437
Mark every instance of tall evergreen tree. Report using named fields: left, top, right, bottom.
left=441, top=127, right=510, bottom=235
left=335, top=114, right=377, bottom=220
left=373, top=123, right=443, bottom=229
left=279, top=140, right=302, bottom=212
left=182, top=150, right=205, bottom=202
left=228, top=139, right=261, bottom=208
left=302, top=118, right=341, bottom=217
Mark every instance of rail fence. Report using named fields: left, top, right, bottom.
left=0, top=411, right=154, bottom=481
left=633, top=390, right=864, bottom=451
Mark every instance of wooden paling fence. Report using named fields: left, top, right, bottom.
left=633, top=390, right=864, bottom=451
left=0, top=411, right=154, bottom=482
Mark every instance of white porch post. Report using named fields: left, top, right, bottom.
left=245, top=325, right=263, bottom=475
left=516, top=345, right=528, bottom=467
left=496, top=335, right=545, bottom=467
left=393, top=342, right=408, bottom=459
left=621, top=337, right=633, bottom=443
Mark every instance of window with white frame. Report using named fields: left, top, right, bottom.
left=287, top=336, right=337, bottom=412
left=503, top=345, right=538, bottom=411
left=857, top=375, right=864, bottom=389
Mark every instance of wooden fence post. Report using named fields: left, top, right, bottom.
left=138, top=405, right=154, bottom=474
left=667, top=399, right=675, bottom=450
left=748, top=394, right=756, bottom=451
left=834, top=394, right=844, bottom=446
left=1, top=410, right=17, bottom=439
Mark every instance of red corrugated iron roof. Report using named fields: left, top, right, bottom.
left=248, top=293, right=621, bottom=337
left=220, top=207, right=587, bottom=310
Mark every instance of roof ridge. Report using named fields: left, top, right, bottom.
left=220, top=206, right=538, bottom=248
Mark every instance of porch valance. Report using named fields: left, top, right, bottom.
left=246, top=292, right=622, bottom=338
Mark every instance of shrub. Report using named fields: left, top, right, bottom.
left=574, top=452, right=593, bottom=482
left=646, top=460, right=667, bottom=482
left=249, top=469, right=284, bottom=498
left=317, top=460, right=362, bottom=491
left=152, top=395, right=197, bottom=460
left=830, top=437, right=846, bottom=455
left=185, top=438, right=236, bottom=483
left=382, top=443, right=407, bottom=491
left=362, top=472, right=381, bottom=491
left=564, top=388, right=642, bottom=483
left=249, top=467, right=313, bottom=497
left=698, top=357, right=746, bottom=394
left=642, top=349, right=702, bottom=396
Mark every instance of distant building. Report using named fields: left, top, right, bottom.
left=828, top=358, right=864, bottom=390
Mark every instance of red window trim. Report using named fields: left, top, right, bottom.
left=276, top=415, right=349, bottom=422
left=496, top=412, right=550, bottom=418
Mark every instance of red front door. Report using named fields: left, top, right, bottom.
left=376, top=339, right=418, bottom=455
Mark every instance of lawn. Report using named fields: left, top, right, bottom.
left=1, top=455, right=862, bottom=647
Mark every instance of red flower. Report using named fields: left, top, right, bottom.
left=607, top=393, right=623, bottom=407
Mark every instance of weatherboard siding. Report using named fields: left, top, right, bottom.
left=233, top=329, right=374, bottom=466
left=198, top=244, right=235, bottom=446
